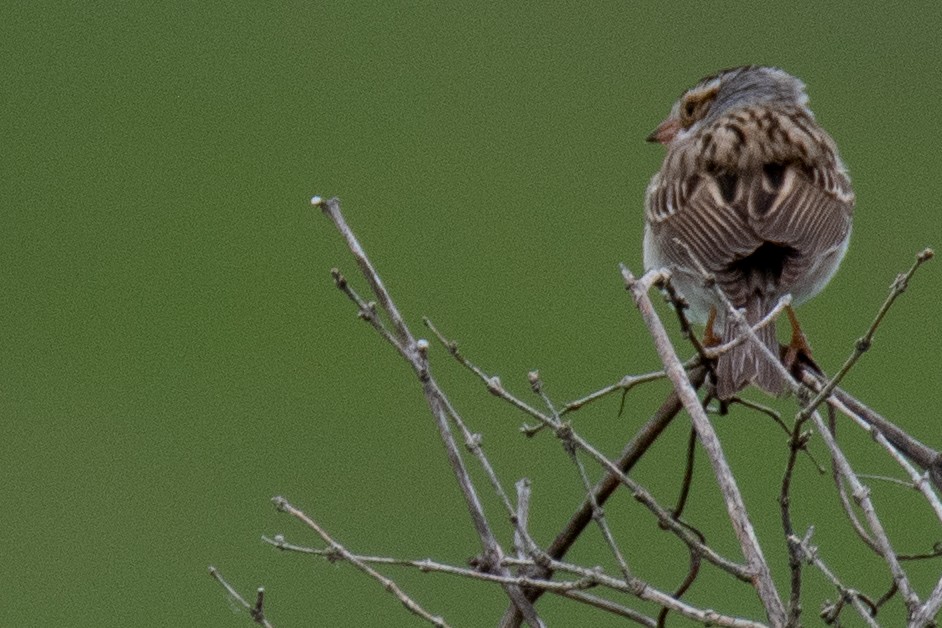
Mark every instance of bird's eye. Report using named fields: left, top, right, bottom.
left=684, top=102, right=696, bottom=117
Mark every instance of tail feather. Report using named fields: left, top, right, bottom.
left=715, top=299, right=785, bottom=400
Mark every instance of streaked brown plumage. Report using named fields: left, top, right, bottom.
left=644, top=66, right=854, bottom=399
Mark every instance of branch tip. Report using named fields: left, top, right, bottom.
left=527, top=370, right=541, bottom=393
left=330, top=268, right=347, bottom=288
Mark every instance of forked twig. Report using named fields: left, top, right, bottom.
left=208, top=567, right=274, bottom=628
left=313, top=196, right=543, bottom=626
left=263, top=527, right=767, bottom=627
left=798, top=248, right=934, bottom=422
left=272, top=497, right=450, bottom=627
left=787, top=530, right=879, bottom=627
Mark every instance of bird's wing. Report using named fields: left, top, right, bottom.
left=745, top=159, right=854, bottom=290
left=645, top=160, right=762, bottom=306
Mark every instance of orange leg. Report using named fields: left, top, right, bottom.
left=783, top=305, right=822, bottom=376
left=702, top=306, right=721, bottom=347
left=785, top=305, right=812, bottom=357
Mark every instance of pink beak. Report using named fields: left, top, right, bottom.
left=646, top=117, right=681, bottom=144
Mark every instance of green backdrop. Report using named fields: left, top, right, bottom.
left=4, top=3, right=941, bottom=626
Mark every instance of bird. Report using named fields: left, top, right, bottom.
left=643, top=66, right=855, bottom=399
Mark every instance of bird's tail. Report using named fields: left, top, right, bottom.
left=715, top=299, right=785, bottom=400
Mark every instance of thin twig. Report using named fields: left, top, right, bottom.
left=272, top=497, right=450, bottom=627
left=560, top=370, right=667, bottom=416
left=531, top=371, right=634, bottom=580
left=315, top=196, right=543, bottom=626
left=829, top=394, right=942, bottom=525
left=500, top=365, right=722, bottom=626
left=825, top=404, right=881, bottom=554
left=801, top=363, right=942, bottom=493
left=809, top=409, right=919, bottom=613
left=779, top=418, right=810, bottom=627
left=788, top=531, right=879, bottom=628
left=426, top=319, right=749, bottom=579
left=570, top=438, right=633, bottom=581
left=798, top=248, right=934, bottom=422
left=208, top=567, right=274, bottom=628
left=264, top=530, right=766, bottom=628
left=673, top=426, right=698, bottom=519
left=823, top=381, right=942, bottom=493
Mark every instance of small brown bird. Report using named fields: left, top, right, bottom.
left=643, top=66, right=855, bottom=399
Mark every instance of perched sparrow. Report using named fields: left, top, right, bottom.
left=643, top=66, right=854, bottom=399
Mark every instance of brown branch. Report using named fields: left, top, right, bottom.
left=658, top=522, right=705, bottom=628
left=779, top=419, right=811, bottom=626
left=673, top=426, right=699, bottom=518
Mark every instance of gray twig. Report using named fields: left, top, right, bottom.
left=208, top=567, right=274, bottom=628
left=622, top=265, right=786, bottom=626
left=314, top=196, right=543, bottom=626
left=271, top=497, right=449, bottom=627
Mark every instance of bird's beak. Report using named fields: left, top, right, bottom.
left=646, top=117, right=681, bottom=144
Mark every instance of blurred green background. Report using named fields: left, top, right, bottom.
left=3, top=2, right=941, bottom=626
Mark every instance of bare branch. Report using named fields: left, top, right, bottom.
left=828, top=394, right=942, bottom=525
left=798, top=248, right=934, bottom=422
left=788, top=531, right=880, bottom=627
left=314, top=196, right=543, bottom=626
left=559, top=370, right=667, bottom=416
left=623, top=265, right=786, bottom=626
left=914, top=577, right=942, bottom=626
left=427, top=318, right=750, bottom=578
left=272, top=497, right=450, bottom=627
left=779, top=421, right=809, bottom=626
left=281, top=198, right=939, bottom=627
left=265, top=529, right=766, bottom=628
left=803, top=372, right=942, bottom=494
left=808, top=410, right=919, bottom=612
